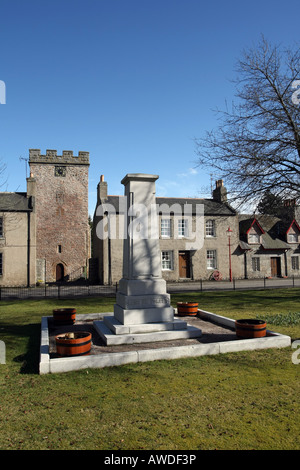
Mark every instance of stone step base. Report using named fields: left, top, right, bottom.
left=103, top=315, right=188, bottom=335
left=114, top=304, right=174, bottom=325
left=94, top=317, right=202, bottom=346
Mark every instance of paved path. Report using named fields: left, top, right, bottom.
left=48, top=315, right=238, bottom=358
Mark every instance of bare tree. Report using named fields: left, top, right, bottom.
left=195, top=36, right=300, bottom=210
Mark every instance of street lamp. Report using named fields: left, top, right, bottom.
left=227, top=227, right=233, bottom=282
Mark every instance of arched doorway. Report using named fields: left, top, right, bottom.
left=56, top=263, right=64, bottom=282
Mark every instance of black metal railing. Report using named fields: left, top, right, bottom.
left=0, top=283, right=117, bottom=301
left=166, top=276, right=300, bottom=293
left=0, top=276, right=300, bottom=301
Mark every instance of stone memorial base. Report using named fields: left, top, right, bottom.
left=94, top=278, right=202, bottom=345
left=94, top=317, right=202, bottom=346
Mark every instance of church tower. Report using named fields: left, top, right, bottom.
left=29, top=149, right=90, bottom=283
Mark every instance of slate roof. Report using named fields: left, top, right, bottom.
left=156, top=197, right=236, bottom=216
left=99, top=195, right=236, bottom=217
left=239, top=214, right=291, bottom=251
left=0, top=192, right=32, bottom=212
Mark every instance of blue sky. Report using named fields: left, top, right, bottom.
left=0, top=0, right=299, bottom=215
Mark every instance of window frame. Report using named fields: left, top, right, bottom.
left=178, top=218, right=188, bottom=238
left=292, top=255, right=299, bottom=270
left=288, top=232, right=298, bottom=244
left=248, top=233, right=261, bottom=244
left=161, top=250, right=174, bottom=271
left=252, top=257, right=260, bottom=272
left=206, top=249, right=217, bottom=269
left=205, top=219, right=216, bottom=237
left=160, top=218, right=171, bottom=238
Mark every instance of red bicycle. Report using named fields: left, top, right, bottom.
left=210, top=270, right=222, bottom=281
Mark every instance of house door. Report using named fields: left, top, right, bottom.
left=179, top=251, right=190, bottom=278
left=271, top=257, right=281, bottom=277
left=56, top=263, right=64, bottom=282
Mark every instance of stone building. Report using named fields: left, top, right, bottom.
left=92, top=176, right=243, bottom=284
left=92, top=175, right=300, bottom=284
left=0, top=189, right=36, bottom=286
left=238, top=210, right=300, bottom=279
left=0, top=149, right=90, bottom=286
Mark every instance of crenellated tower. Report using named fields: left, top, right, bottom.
left=29, top=149, right=90, bottom=283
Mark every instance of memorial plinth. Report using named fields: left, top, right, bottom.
left=94, top=173, right=202, bottom=345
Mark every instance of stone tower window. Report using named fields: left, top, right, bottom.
left=56, top=191, right=64, bottom=204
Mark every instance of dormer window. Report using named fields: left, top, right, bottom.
left=288, top=232, right=298, bottom=243
left=287, top=220, right=300, bottom=244
left=248, top=233, right=261, bottom=244
left=246, top=219, right=264, bottom=245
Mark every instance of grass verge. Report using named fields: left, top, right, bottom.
left=0, top=289, right=299, bottom=450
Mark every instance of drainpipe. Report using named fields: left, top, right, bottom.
left=244, top=252, right=248, bottom=279
left=106, top=212, right=112, bottom=285
left=27, top=210, right=31, bottom=287
left=284, top=250, right=288, bottom=277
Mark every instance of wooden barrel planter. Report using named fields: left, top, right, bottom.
left=55, top=332, right=92, bottom=357
left=53, top=308, right=76, bottom=326
left=177, top=302, right=199, bottom=316
left=235, top=319, right=267, bottom=339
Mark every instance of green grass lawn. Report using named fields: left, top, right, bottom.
left=0, top=289, right=299, bottom=450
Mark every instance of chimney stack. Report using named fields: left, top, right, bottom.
left=213, top=179, right=227, bottom=203
left=98, top=175, right=108, bottom=202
